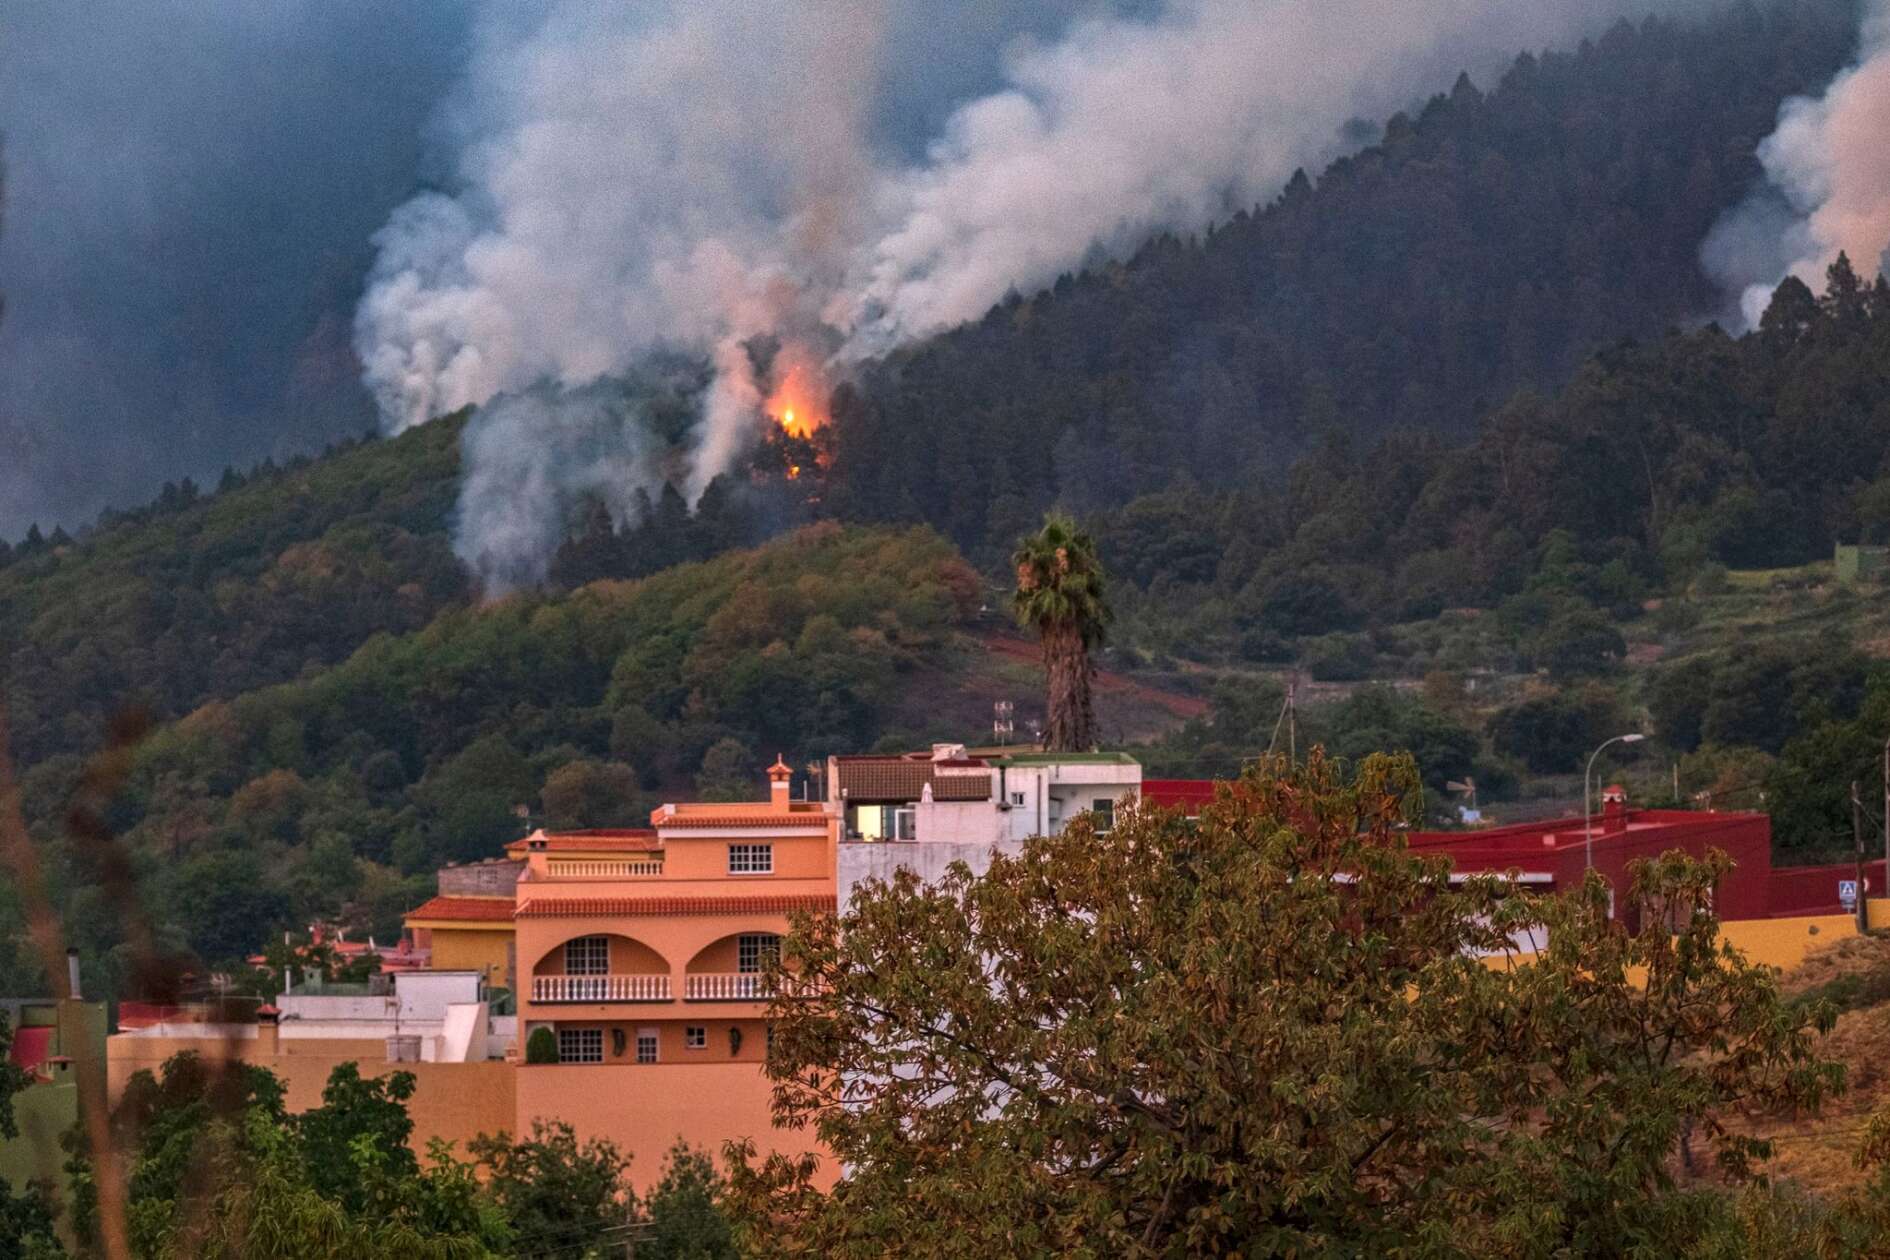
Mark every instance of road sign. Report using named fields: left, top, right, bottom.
left=1840, top=879, right=1859, bottom=910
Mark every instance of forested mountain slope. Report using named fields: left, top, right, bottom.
left=0, top=416, right=471, bottom=767
left=823, top=0, right=1860, bottom=559
left=0, top=525, right=978, bottom=990
left=0, top=0, right=1856, bottom=774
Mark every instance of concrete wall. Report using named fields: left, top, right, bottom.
left=438, top=860, right=525, bottom=897
left=107, top=1033, right=516, bottom=1157
left=837, top=838, right=1011, bottom=909
left=516, top=1061, right=828, bottom=1193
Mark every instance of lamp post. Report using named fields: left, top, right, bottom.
left=1585, top=733, right=1646, bottom=873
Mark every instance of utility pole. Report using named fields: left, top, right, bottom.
left=1854, top=781, right=1869, bottom=934
left=1287, top=678, right=1297, bottom=765
left=1881, top=732, right=1889, bottom=897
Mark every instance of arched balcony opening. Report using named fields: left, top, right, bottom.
left=683, top=931, right=782, bottom=1001
left=529, top=932, right=671, bottom=1003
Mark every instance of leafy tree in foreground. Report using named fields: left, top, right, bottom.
left=469, top=1119, right=633, bottom=1257
left=0, top=1010, right=64, bottom=1259
left=639, top=1143, right=739, bottom=1260
left=83, top=1053, right=504, bottom=1259
left=1012, top=515, right=1111, bottom=752
left=733, top=751, right=1842, bottom=1257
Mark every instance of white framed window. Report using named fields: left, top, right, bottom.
left=728, top=843, right=773, bottom=874
left=557, top=1027, right=603, bottom=1064
left=1092, top=799, right=1115, bottom=833
left=1010, top=791, right=1026, bottom=806
left=636, top=1028, right=658, bottom=1064
left=893, top=808, right=916, bottom=840
left=564, top=935, right=609, bottom=976
left=685, top=1025, right=706, bottom=1050
left=737, top=933, right=780, bottom=974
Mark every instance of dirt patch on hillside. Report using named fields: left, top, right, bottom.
left=979, top=632, right=1208, bottom=720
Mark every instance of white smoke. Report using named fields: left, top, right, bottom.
left=453, top=384, right=667, bottom=593
left=834, top=0, right=1720, bottom=356
left=357, top=0, right=1716, bottom=590
left=1705, top=2, right=1890, bottom=327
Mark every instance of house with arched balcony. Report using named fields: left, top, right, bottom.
left=510, top=755, right=836, bottom=1186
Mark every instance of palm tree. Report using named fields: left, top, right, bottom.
left=1012, top=515, right=1111, bottom=752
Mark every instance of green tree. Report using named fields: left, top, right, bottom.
left=470, top=1120, right=633, bottom=1257
left=540, top=759, right=639, bottom=830
left=296, top=1064, right=421, bottom=1213
left=732, top=752, right=1840, bottom=1256
left=696, top=738, right=758, bottom=803
left=1534, top=607, right=1626, bottom=678
left=0, top=1010, right=64, bottom=1259
left=640, top=1143, right=737, bottom=1260
left=1012, top=515, right=1111, bottom=752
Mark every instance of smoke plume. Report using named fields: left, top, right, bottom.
left=1705, top=1, right=1890, bottom=326
left=357, top=0, right=1719, bottom=590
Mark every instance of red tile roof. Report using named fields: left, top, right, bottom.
left=652, top=806, right=832, bottom=829
left=506, top=830, right=661, bottom=853
left=516, top=894, right=836, bottom=919
left=405, top=896, right=516, bottom=923
left=832, top=759, right=991, bottom=803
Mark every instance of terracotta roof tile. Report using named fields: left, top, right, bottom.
left=833, top=759, right=991, bottom=803
left=405, top=896, right=516, bottom=923
left=651, top=804, right=832, bottom=829
left=516, top=894, right=836, bottom=919
left=506, top=830, right=661, bottom=854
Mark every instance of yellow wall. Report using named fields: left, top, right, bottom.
left=422, top=925, right=513, bottom=989
left=107, top=1033, right=516, bottom=1157
left=1721, top=914, right=1862, bottom=972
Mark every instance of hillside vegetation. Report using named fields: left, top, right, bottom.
left=2, top=0, right=1886, bottom=994
left=0, top=525, right=978, bottom=992
left=823, top=0, right=1859, bottom=560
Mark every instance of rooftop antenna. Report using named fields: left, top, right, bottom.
left=993, top=700, right=1014, bottom=745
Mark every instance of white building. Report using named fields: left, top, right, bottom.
left=829, top=745, right=1141, bottom=907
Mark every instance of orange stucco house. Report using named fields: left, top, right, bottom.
left=510, top=756, right=835, bottom=1188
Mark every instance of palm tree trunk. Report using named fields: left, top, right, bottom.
left=1042, top=621, right=1094, bottom=752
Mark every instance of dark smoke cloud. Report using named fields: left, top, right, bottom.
left=0, top=1, right=480, bottom=539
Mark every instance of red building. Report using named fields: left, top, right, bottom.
left=1142, top=781, right=1774, bottom=922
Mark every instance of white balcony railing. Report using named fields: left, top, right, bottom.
left=547, top=860, right=664, bottom=879
left=532, top=974, right=671, bottom=1003
left=684, top=973, right=773, bottom=1001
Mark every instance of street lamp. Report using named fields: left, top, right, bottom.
left=1585, top=733, right=1646, bottom=872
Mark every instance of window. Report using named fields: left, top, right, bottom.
left=894, top=808, right=916, bottom=840
left=636, top=1029, right=658, bottom=1064
left=685, top=1025, right=706, bottom=1050
left=728, top=843, right=773, bottom=874
left=564, top=935, right=609, bottom=976
left=1092, top=799, right=1115, bottom=833
left=1010, top=791, right=1026, bottom=806
left=557, top=1027, right=603, bottom=1064
left=738, top=933, right=780, bottom=974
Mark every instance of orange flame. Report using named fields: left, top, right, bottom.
left=764, top=343, right=829, bottom=439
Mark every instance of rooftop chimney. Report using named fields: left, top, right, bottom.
left=1601, top=784, right=1628, bottom=836
left=767, top=754, right=793, bottom=807
left=66, top=949, right=81, bottom=1001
